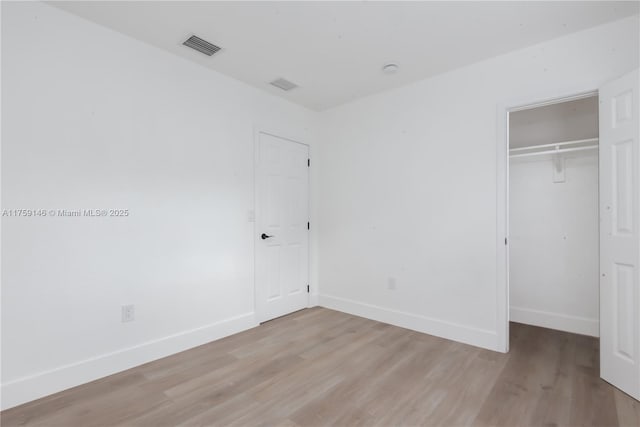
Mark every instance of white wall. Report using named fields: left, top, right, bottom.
left=510, top=153, right=599, bottom=336
left=316, top=16, right=639, bottom=351
left=1, top=2, right=318, bottom=409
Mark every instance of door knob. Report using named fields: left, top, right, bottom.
left=261, top=233, right=273, bottom=240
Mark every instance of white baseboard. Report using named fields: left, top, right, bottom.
left=1, top=313, right=258, bottom=410
left=510, top=306, right=599, bottom=337
left=318, top=294, right=499, bottom=351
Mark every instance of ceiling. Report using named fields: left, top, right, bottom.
left=51, top=1, right=639, bottom=111
left=509, top=96, right=599, bottom=148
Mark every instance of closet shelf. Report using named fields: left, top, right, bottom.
left=509, top=137, right=598, bottom=159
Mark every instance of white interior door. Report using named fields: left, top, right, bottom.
left=600, top=68, right=640, bottom=400
left=255, top=131, right=309, bottom=323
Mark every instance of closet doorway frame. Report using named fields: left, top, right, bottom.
left=496, top=88, right=599, bottom=353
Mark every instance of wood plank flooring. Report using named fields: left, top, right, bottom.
left=2, top=307, right=639, bottom=426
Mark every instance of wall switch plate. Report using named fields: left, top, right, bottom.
left=121, top=305, right=135, bottom=322
left=388, top=277, right=397, bottom=290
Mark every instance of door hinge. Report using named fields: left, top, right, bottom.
left=307, top=221, right=310, bottom=230
left=505, top=237, right=508, bottom=245
left=307, top=285, right=310, bottom=293
left=307, top=158, right=310, bottom=167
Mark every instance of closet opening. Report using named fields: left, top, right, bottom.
left=507, top=93, right=600, bottom=341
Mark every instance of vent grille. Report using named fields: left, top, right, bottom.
left=183, top=35, right=221, bottom=56
left=270, top=78, right=298, bottom=91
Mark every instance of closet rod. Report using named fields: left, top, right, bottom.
left=509, top=137, right=599, bottom=153
left=509, top=145, right=598, bottom=159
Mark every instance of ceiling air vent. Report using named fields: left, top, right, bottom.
left=183, top=35, right=221, bottom=56
left=270, top=78, right=298, bottom=91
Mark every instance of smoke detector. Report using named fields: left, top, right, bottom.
left=182, top=35, right=221, bottom=56
left=270, top=78, right=298, bottom=91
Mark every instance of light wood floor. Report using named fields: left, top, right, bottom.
left=2, top=307, right=639, bottom=427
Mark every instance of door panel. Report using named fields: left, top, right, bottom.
left=614, top=262, right=634, bottom=361
left=600, top=68, right=640, bottom=400
left=613, top=140, right=634, bottom=234
left=255, top=132, right=309, bottom=322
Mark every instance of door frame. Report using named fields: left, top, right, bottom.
left=253, top=127, right=311, bottom=323
left=496, top=88, right=599, bottom=353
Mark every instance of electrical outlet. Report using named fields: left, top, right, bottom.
left=121, top=304, right=135, bottom=322
left=388, top=277, right=397, bottom=290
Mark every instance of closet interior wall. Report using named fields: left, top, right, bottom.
left=509, top=96, right=600, bottom=337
